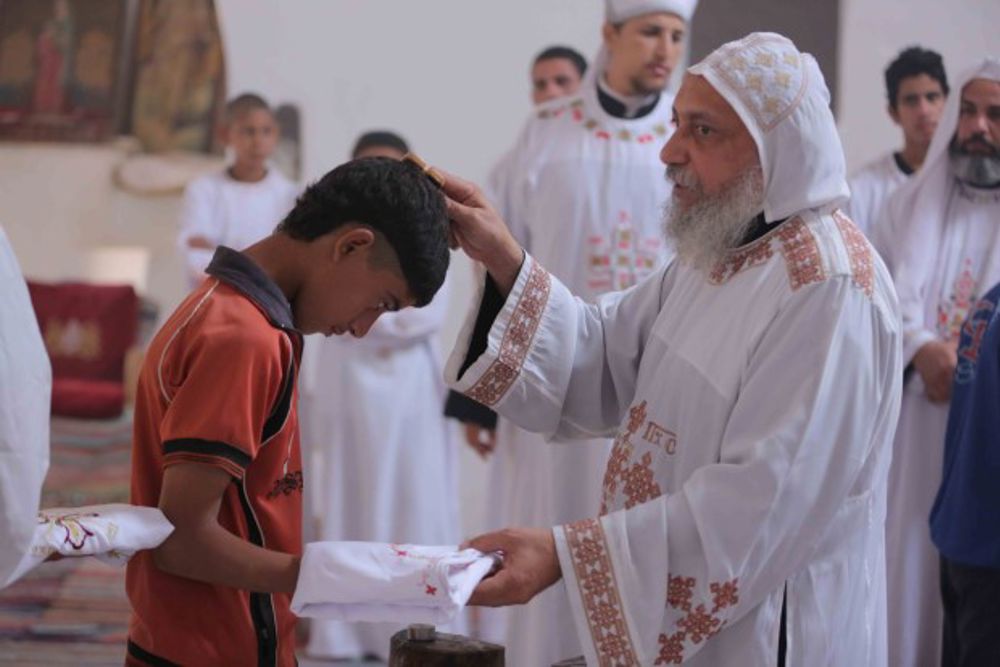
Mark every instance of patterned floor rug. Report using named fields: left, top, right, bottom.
left=0, top=413, right=133, bottom=665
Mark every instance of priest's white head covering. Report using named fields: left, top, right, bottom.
left=688, top=32, right=847, bottom=222
left=605, top=0, right=698, bottom=24
left=882, top=56, right=1000, bottom=363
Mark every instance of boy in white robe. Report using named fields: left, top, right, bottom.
left=445, top=1, right=696, bottom=663
left=177, top=93, right=299, bottom=288
left=444, top=32, right=902, bottom=666
left=846, top=47, right=948, bottom=243
left=300, top=133, right=460, bottom=662
left=0, top=227, right=51, bottom=589
left=878, top=58, right=1000, bottom=667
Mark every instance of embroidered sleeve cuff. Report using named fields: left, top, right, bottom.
left=444, top=254, right=552, bottom=408
left=554, top=517, right=643, bottom=667
left=162, top=438, right=251, bottom=480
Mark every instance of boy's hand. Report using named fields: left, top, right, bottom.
left=438, top=170, right=524, bottom=296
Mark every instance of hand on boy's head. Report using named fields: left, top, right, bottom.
left=436, top=167, right=523, bottom=294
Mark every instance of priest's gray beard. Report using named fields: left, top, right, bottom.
left=663, top=164, right=766, bottom=271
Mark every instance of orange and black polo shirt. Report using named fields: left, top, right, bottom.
left=126, top=247, right=303, bottom=667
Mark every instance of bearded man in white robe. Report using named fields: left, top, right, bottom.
left=877, top=57, right=1000, bottom=667
left=0, top=227, right=51, bottom=589
left=444, top=0, right=697, bottom=662
left=442, top=32, right=902, bottom=666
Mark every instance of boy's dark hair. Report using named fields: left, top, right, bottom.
left=534, top=45, right=588, bottom=78
left=225, top=92, right=273, bottom=122
left=885, top=47, right=949, bottom=110
left=277, top=158, right=449, bottom=307
left=352, top=131, right=410, bottom=159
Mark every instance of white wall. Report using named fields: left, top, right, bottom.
left=215, top=0, right=603, bottom=185
left=838, top=0, right=1000, bottom=172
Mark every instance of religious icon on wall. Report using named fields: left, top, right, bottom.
left=0, top=0, right=129, bottom=142
left=128, top=0, right=226, bottom=154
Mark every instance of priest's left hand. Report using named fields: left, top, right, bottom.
left=464, top=527, right=562, bottom=606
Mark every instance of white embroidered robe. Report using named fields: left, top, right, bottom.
left=0, top=226, right=51, bottom=589
left=448, top=210, right=902, bottom=665
left=883, top=184, right=1000, bottom=667
left=480, top=81, right=675, bottom=665
left=299, top=280, right=462, bottom=660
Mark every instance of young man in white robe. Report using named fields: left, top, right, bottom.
left=300, top=134, right=460, bottom=662
left=177, top=93, right=299, bottom=288
left=876, top=57, right=1000, bottom=667
left=445, top=1, right=696, bottom=663
left=0, top=226, right=51, bottom=589
left=442, top=31, right=902, bottom=666
left=845, top=47, right=948, bottom=243
left=457, top=44, right=589, bottom=461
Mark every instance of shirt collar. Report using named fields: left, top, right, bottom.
left=206, top=246, right=296, bottom=331
left=596, top=75, right=661, bottom=119
left=892, top=152, right=916, bottom=177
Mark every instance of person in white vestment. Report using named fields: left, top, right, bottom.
left=445, top=1, right=696, bottom=663
left=300, top=133, right=460, bottom=662
left=177, top=93, right=299, bottom=288
left=443, top=31, right=902, bottom=666
left=0, top=226, right=51, bottom=589
left=456, top=45, right=588, bottom=459
left=877, top=57, right=1000, bottom=667
left=845, top=47, right=948, bottom=243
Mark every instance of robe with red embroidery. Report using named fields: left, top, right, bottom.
left=446, top=208, right=901, bottom=665
left=459, top=67, right=677, bottom=665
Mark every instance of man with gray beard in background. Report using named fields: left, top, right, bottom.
left=876, top=57, right=1000, bottom=667
left=442, top=32, right=902, bottom=665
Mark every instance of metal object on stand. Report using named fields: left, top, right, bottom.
left=389, top=624, right=505, bottom=666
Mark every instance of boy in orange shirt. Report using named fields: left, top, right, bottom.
left=126, top=157, right=450, bottom=667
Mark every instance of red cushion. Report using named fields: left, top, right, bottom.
left=27, top=282, right=138, bottom=383
left=51, top=378, right=125, bottom=420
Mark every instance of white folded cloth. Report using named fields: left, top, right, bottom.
left=6, top=503, right=174, bottom=584
left=291, top=541, right=498, bottom=624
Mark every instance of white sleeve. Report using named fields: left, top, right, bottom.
left=844, top=171, right=874, bottom=236
left=444, top=253, right=666, bottom=441
left=552, top=277, right=902, bottom=665
left=0, top=228, right=51, bottom=588
left=490, top=120, right=537, bottom=249
left=876, top=184, right=938, bottom=364
left=177, top=178, right=220, bottom=284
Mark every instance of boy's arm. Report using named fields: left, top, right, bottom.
left=154, top=462, right=299, bottom=594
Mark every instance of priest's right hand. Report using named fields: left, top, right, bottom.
left=913, top=339, right=958, bottom=403
left=437, top=169, right=524, bottom=296
left=464, top=527, right=561, bottom=606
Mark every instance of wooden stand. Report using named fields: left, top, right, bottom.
left=388, top=625, right=504, bottom=666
